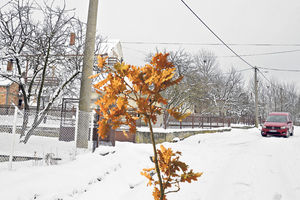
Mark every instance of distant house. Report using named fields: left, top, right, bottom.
left=0, top=78, right=20, bottom=106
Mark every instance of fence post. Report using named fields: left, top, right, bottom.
left=74, top=105, right=79, bottom=153
left=8, top=106, right=18, bottom=170
left=180, top=121, right=182, bottom=129
left=209, top=117, right=212, bottom=129
left=90, top=110, right=95, bottom=142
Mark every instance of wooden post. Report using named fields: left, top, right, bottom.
left=192, top=114, right=194, bottom=128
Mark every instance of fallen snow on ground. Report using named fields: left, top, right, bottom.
left=230, top=123, right=254, bottom=128
left=1, top=127, right=300, bottom=200
left=0, top=132, right=79, bottom=169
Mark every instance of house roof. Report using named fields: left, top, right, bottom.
left=100, top=39, right=123, bottom=61
left=0, top=77, right=13, bottom=87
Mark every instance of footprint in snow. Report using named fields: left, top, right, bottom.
left=273, top=193, right=282, bottom=200
left=234, top=182, right=251, bottom=187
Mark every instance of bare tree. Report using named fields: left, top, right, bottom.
left=188, top=50, right=220, bottom=114
left=210, top=67, right=244, bottom=116
left=146, top=49, right=194, bottom=127
left=0, top=0, right=104, bottom=143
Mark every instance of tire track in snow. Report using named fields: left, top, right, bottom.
left=29, top=163, right=122, bottom=200
left=202, top=129, right=300, bottom=200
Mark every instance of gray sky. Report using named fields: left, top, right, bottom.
left=2, top=0, right=300, bottom=90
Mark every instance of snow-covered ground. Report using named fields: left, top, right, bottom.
left=1, top=127, right=300, bottom=200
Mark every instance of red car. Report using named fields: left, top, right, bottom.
left=261, top=112, right=294, bottom=138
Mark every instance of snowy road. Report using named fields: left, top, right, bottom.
left=189, top=127, right=300, bottom=200
left=1, top=127, right=300, bottom=200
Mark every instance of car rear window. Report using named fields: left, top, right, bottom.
left=266, top=115, right=287, bottom=123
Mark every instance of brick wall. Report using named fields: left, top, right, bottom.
left=114, top=130, right=136, bottom=143
left=0, top=86, right=7, bottom=105
left=0, top=83, right=19, bottom=105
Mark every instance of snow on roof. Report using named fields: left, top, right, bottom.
left=0, top=77, right=12, bottom=87
left=100, top=39, right=123, bottom=61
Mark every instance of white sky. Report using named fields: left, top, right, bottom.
left=1, top=0, right=300, bottom=90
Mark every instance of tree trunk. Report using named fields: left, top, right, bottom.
left=148, top=117, right=164, bottom=200
left=20, top=105, right=30, bottom=138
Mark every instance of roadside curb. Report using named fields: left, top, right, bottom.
left=135, top=128, right=232, bottom=143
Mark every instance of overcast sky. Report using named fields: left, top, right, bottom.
left=2, top=0, right=300, bottom=90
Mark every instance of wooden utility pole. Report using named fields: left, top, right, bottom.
left=254, top=67, right=259, bottom=128
left=77, top=0, right=99, bottom=148
left=280, top=87, right=283, bottom=112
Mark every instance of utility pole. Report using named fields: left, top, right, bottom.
left=77, top=0, right=99, bottom=148
left=254, top=67, right=259, bottom=128
left=280, top=87, right=283, bottom=112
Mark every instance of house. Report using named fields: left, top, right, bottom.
left=0, top=78, right=20, bottom=106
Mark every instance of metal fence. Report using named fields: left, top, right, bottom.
left=0, top=105, right=255, bottom=170
left=166, top=115, right=232, bottom=129
left=134, top=113, right=255, bottom=129
left=0, top=106, right=96, bottom=170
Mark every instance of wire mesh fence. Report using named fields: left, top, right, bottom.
left=0, top=105, right=254, bottom=170
left=0, top=106, right=95, bottom=170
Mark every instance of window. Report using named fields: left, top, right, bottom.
left=266, top=115, right=287, bottom=123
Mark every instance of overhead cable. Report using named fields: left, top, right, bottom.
left=259, top=67, right=300, bottom=72
left=222, top=49, right=300, bottom=58
left=122, top=41, right=300, bottom=47
left=179, top=0, right=255, bottom=69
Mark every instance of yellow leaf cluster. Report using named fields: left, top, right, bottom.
left=141, top=145, right=202, bottom=200
left=167, top=109, right=191, bottom=122
left=91, top=53, right=187, bottom=138
left=97, top=55, right=107, bottom=68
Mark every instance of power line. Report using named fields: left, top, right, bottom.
left=179, top=0, right=255, bottom=69
left=123, top=46, right=300, bottom=73
left=123, top=45, right=300, bottom=58
left=257, top=70, right=298, bottom=96
left=122, top=41, right=300, bottom=47
left=222, top=68, right=253, bottom=74
left=222, top=49, right=300, bottom=58
left=236, top=68, right=253, bottom=73
left=259, top=66, right=300, bottom=72
left=121, top=45, right=300, bottom=74
left=0, top=2, right=10, bottom=10
left=257, top=69, right=272, bottom=85
left=122, top=47, right=148, bottom=55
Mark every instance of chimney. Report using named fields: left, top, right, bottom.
left=7, top=60, right=13, bottom=71
left=70, top=33, right=75, bottom=46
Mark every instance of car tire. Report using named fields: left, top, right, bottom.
left=261, top=133, right=267, bottom=137
left=284, top=131, right=290, bottom=138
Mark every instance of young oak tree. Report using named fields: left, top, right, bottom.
left=91, top=53, right=202, bottom=200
